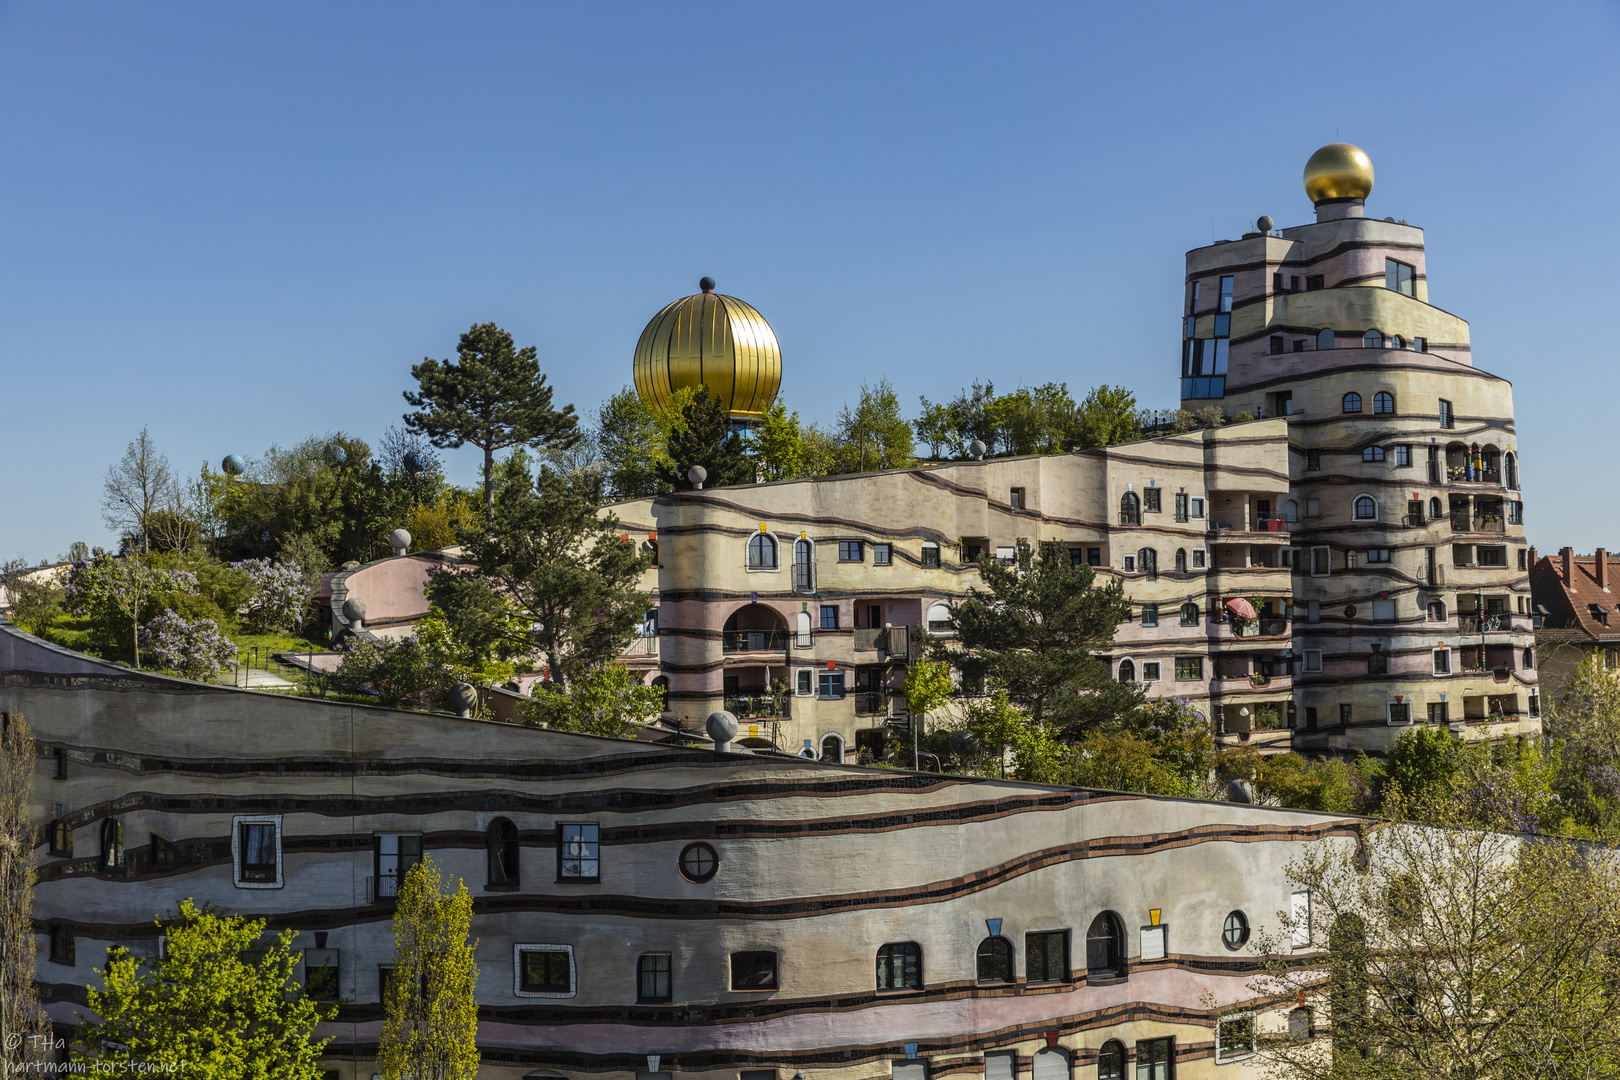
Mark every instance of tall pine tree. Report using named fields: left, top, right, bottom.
left=658, top=386, right=750, bottom=490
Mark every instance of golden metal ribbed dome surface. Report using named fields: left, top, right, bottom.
left=1303, top=142, right=1375, bottom=203
left=632, top=285, right=782, bottom=420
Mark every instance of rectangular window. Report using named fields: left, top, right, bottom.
left=731, top=950, right=778, bottom=991
left=1216, top=1014, right=1257, bottom=1064
left=638, top=953, right=672, bottom=1003
left=1069, top=548, right=1084, bottom=568
left=1188, top=280, right=1201, bottom=314
left=1289, top=275, right=1300, bottom=292
left=1141, top=661, right=1161, bottom=682
left=1415, top=336, right=1428, bottom=352
left=1388, top=702, right=1411, bottom=725
left=517, top=945, right=574, bottom=995
left=1518, top=548, right=1527, bottom=570
left=1306, top=498, right=1320, bottom=517
left=1191, top=549, right=1206, bottom=568
left=796, top=669, right=812, bottom=696
left=818, top=672, right=845, bottom=699
left=963, top=543, right=982, bottom=563
left=1269, top=334, right=1283, bottom=355
left=1190, top=498, right=1204, bottom=518
left=1479, top=547, right=1508, bottom=567
left=1339, top=704, right=1353, bottom=726
left=1123, top=556, right=1136, bottom=573
left=1144, top=488, right=1161, bottom=513
left=1025, top=931, right=1069, bottom=983
left=1308, top=600, right=1320, bottom=623
left=872, top=543, right=892, bottom=566
left=1509, top=501, right=1524, bottom=525
left=1174, top=493, right=1188, bottom=522
left=1439, top=398, right=1454, bottom=428
left=304, top=949, right=340, bottom=1001
left=1135, top=1038, right=1174, bottom=1080
left=1367, top=548, right=1391, bottom=563
left=1174, top=656, right=1202, bottom=680
left=558, top=823, right=600, bottom=881
left=1306, top=274, right=1324, bottom=291
left=1218, top=275, right=1234, bottom=312
left=1433, top=649, right=1450, bottom=674
left=151, top=833, right=175, bottom=867
left=378, top=965, right=395, bottom=1005
left=49, top=814, right=71, bottom=857
left=1141, top=604, right=1158, bottom=627
left=1305, top=707, right=1318, bottom=728
left=820, top=605, right=839, bottom=629
left=1009, top=488, right=1025, bottom=510
left=1385, top=258, right=1416, bottom=296
left=1429, top=702, right=1448, bottom=723
left=838, top=540, right=864, bottom=562
left=1293, top=339, right=1308, bottom=352
left=995, top=546, right=1016, bottom=564
left=1311, top=547, right=1331, bottom=576
left=1394, top=444, right=1411, bottom=466
left=376, top=834, right=422, bottom=900
left=920, top=543, right=941, bottom=568
left=234, top=815, right=282, bottom=889
left=1088, top=547, right=1102, bottom=566
left=1304, top=650, right=1322, bottom=672
left=1372, top=599, right=1395, bottom=622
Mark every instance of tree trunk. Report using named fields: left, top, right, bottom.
left=132, top=612, right=140, bottom=670
left=547, top=648, right=563, bottom=692
left=482, top=446, right=495, bottom=521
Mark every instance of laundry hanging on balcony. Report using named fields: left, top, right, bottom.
left=1224, top=597, right=1257, bottom=620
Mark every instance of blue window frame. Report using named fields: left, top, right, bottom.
left=818, top=672, right=845, bottom=699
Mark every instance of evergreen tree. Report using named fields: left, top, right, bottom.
left=403, top=323, right=580, bottom=517
left=930, top=539, right=1139, bottom=736
left=657, top=386, right=750, bottom=490
left=753, top=400, right=803, bottom=481
left=377, top=856, right=480, bottom=1080
left=462, top=456, right=651, bottom=688
left=75, top=899, right=334, bottom=1078
left=594, top=386, right=667, bottom=499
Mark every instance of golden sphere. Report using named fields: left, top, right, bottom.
left=633, top=281, right=782, bottom=421
left=1303, top=142, right=1374, bottom=203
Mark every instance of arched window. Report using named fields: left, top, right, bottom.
left=1354, top=496, right=1378, bottom=520
left=876, top=941, right=922, bottom=990
left=1317, top=328, right=1335, bottom=350
left=1031, top=1048, right=1068, bottom=1080
left=975, top=936, right=1013, bottom=983
left=1119, top=491, right=1141, bottom=525
left=1363, top=329, right=1383, bottom=348
left=1180, top=603, right=1199, bottom=625
left=1373, top=391, right=1395, bottom=415
left=1283, top=499, right=1299, bottom=523
left=1086, top=912, right=1125, bottom=978
left=926, top=601, right=953, bottom=634
left=1429, top=496, right=1442, bottom=519
left=1137, top=548, right=1157, bottom=580
left=791, top=538, right=814, bottom=591
left=820, top=733, right=844, bottom=762
left=1117, top=659, right=1135, bottom=683
left=100, top=819, right=122, bottom=871
left=796, top=610, right=812, bottom=647
left=487, top=818, right=519, bottom=886
left=651, top=675, right=669, bottom=710
left=1368, top=652, right=1388, bottom=675
left=1390, top=334, right=1405, bottom=350
left=1426, top=599, right=1447, bottom=622
left=1097, top=1041, right=1126, bottom=1080
left=1504, top=452, right=1518, bottom=490
left=746, top=533, right=778, bottom=570
left=1342, top=392, right=1362, bottom=413
left=1523, top=646, right=1535, bottom=669
left=1174, top=548, right=1187, bottom=573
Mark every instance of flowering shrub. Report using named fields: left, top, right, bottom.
left=63, top=548, right=201, bottom=662
left=140, top=610, right=238, bottom=681
left=230, top=558, right=309, bottom=632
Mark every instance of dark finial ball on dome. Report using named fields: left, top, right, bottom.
left=699, top=276, right=716, bottom=293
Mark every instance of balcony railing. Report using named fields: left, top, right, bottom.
left=723, top=629, right=790, bottom=653
left=1458, top=614, right=1511, bottom=634
left=724, top=695, right=789, bottom=720
left=854, top=691, right=886, bottom=715
left=1231, top=618, right=1289, bottom=638
left=622, top=635, right=658, bottom=657
left=1209, top=514, right=1289, bottom=533
left=1448, top=466, right=1501, bottom=485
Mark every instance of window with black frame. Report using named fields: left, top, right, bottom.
left=1086, top=912, right=1125, bottom=979
left=876, top=941, right=922, bottom=991
left=304, top=949, right=340, bottom=1001
left=975, top=937, right=1013, bottom=983
left=558, top=823, right=599, bottom=881
left=1135, top=1038, right=1173, bottom=1080
left=238, top=821, right=277, bottom=884
left=637, top=953, right=672, bottom=1002
left=487, top=818, right=520, bottom=886
left=1024, top=931, right=1068, bottom=983
left=520, top=948, right=572, bottom=994
left=1096, top=1042, right=1125, bottom=1080
left=100, top=818, right=122, bottom=872
left=746, top=533, right=778, bottom=569
left=731, top=950, right=777, bottom=990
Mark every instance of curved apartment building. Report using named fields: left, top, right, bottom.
left=1179, top=144, right=1537, bottom=751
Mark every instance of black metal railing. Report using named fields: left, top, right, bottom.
left=854, top=692, right=886, bottom=715
left=722, top=629, right=790, bottom=653
left=1458, top=614, right=1510, bottom=634
left=724, top=695, right=788, bottom=719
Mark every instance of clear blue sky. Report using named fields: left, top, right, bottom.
left=3, top=1, right=1617, bottom=561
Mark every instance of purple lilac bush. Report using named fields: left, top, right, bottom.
left=230, top=558, right=308, bottom=632
left=139, top=610, right=238, bottom=681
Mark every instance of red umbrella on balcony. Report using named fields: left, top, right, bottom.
left=1224, top=597, right=1257, bottom=620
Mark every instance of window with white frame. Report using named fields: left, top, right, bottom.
left=796, top=610, right=812, bottom=647
left=1216, top=1013, right=1258, bottom=1064
left=1140, top=661, right=1161, bottom=682
left=515, top=944, right=575, bottom=997
left=746, top=533, right=779, bottom=571
left=1388, top=701, right=1412, bottom=725
left=232, top=814, right=282, bottom=889
left=1291, top=890, right=1312, bottom=947
left=926, top=601, right=952, bottom=634
left=1354, top=495, right=1378, bottom=520
left=1433, top=649, right=1451, bottom=674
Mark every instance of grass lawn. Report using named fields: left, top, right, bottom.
left=39, top=613, right=336, bottom=694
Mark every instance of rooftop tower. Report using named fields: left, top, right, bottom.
left=632, top=277, right=782, bottom=427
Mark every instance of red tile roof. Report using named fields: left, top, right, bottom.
left=1529, top=550, right=1620, bottom=642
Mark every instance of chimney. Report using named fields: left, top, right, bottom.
left=1561, top=547, right=1574, bottom=586
left=1599, top=548, right=1610, bottom=591
left=1528, top=546, right=1538, bottom=566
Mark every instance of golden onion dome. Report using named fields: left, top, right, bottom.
left=1303, top=142, right=1375, bottom=203
left=632, top=277, right=782, bottom=421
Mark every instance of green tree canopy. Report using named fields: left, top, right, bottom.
left=462, top=457, right=651, bottom=688
left=594, top=386, right=668, bottom=499
left=378, top=855, right=480, bottom=1080
left=835, top=377, right=914, bottom=472
left=523, top=662, right=666, bottom=737
left=753, top=400, right=804, bottom=481
left=930, top=538, right=1139, bottom=735
left=1072, top=384, right=1139, bottom=449
left=657, top=385, right=750, bottom=490
left=75, top=899, right=335, bottom=1078
left=404, top=322, right=580, bottom=516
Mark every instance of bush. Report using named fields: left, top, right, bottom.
left=332, top=636, right=453, bottom=709
left=231, top=558, right=310, bottom=632
left=139, top=610, right=238, bottom=681
left=63, top=548, right=202, bottom=658
left=522, top=663, right=663, bottom=738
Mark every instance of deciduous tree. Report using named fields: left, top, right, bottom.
left=523, top=662, right=665, bottom=738
left=835, top=377, right=913, bottom=472
left=102, top=426, right=175, bottom=554
left=0, top=714, right=50, bottom=1074
left=753, top=400, right=804, bottom=481
left=377, top=855, right=480, bottom=1080
left=404, top=323, right=580, bottom=517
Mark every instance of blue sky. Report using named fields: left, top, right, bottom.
left=2, top=1, right=1617, bottom=560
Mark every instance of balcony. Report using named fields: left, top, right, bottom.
left=854, top=691, right=886, bottom=715
left=1458, top=614, right=1512, bottom=635
left=853, top=626, right=911, bottom=657
left=621, top=636, right=658, bottom=658
left=1452, top=514, right=1505, bottom=534
left=1209, top=513, right=1289, bottom=534
left=724, top=694, right=789, bottom=720
left=723, top=629, right=790, bottom=653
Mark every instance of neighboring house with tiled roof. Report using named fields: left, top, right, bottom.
left=1529, top=546, right=1620, bottom=702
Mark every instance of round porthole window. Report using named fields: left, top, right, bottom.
left=1343, top=605, right=1357, bottom=618
left=1222, top=910, right=1250, bottom=950
left=678, top=842, right=719, bottom=883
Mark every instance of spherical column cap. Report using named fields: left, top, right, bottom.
left=341, top=597, right=366, bottom=621
left=706, top=710, right=739, bottom=744
left=687, top=465, right=707, bottom=485
left=389, top=528, right=412, bottom=550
